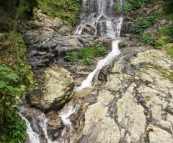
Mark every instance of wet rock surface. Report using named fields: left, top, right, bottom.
left=73, top=48, right=173, bottom=143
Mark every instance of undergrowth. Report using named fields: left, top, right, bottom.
left=37, top=0, right=81, bottom=25
left=0, top=32, right=33, bottom=143
left=65, top=45, right=107, bottom=65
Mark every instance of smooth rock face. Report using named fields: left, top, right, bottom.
left=28, top=66, right=74, bottom=112
left=76, top=49, right=173, bottom=143
left=78, top=90, right=120, bottom=143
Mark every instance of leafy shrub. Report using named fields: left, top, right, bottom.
left=132, top=13, right=158, bottom=34
left=37, top=0, right=81, bottom=25
left=65, top=51, right=78, bottom=61
left=64, top=45, right=107, bottom=65
left=83, top=58, right=93, bottom=65
left=123, top=2, right=132, bottom=14
left=0, top=0, right=38, bottom=31
left=79, top=46, right=97, bottom=59
left=146, top=12, right=158, bottom=24
left=132, top=17, right=150, bottom=33
left=131, top=0, right=145, bottom=9
left=116, top=0, right=121, bottom=13
left=166, top=46, right=173, bottom=56
left=139, top=34, right=153, bottom=44
left=119, top=41, right=127, bottom=47
left=122, top=0, right=159, bottom=14
left=155, top=37, right=167, bottom=49
left=169, top=22, right=173, bottom=42
left=0, top=33, right=33, bottom=142
left=0, top=112, right=27, bottom=143
left=0, top=64, right=28, bottom=142
left=162, top=0, right=173, bottom=14
left=156, top=25, right=170, bottom=36
left=96, top=45, right=107, bottom=56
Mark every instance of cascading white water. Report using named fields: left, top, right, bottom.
left=75, top=0, right=123, bottom=38
left=19, top=105, right=79, bottom=143
left=59, top=105, right=80, bottom=127
left=19, top=112, right=40, bottom=143
left=75, top=0, right=124, bottom=91
left=19, top=109, right=59, bottom=143
left=76, top=40, right=120, bottom=91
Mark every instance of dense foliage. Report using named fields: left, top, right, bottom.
left=0, top=33, right=33, bottom=143
left=122, top=0, right=159, bottom=14
left=162, top=0, right=173, bottom=14
left=132, top=13, right=158, bottom=34
left=139, top=34, right=153, bottom=44
left=0, top=1, right=34, bottom=142
left=0, top=0, right=37, bottom=32
left=37, top=0, right=81, bottom=25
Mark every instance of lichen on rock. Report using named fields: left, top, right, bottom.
left=27, top=66, right=74, bottom=112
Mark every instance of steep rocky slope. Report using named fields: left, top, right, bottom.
left=74, top=47, right=173, bottom=143
left=20, top=1, right=173, bottom=143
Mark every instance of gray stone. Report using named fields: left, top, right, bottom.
left=28, top=66, right=74, bottom=112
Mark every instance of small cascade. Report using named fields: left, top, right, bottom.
left=116, top=16, right=124, bottom=37
left=19, top=105, right=79, bottom=143
left=76, top=40, right=120, bottom=91
left=59, top=105, right=80, bottom=126
left=19, top=108, right=59, bottom=143
left=59, top=104, right=80, bottom=142
left=75, top=0, right=124, bottom=38
left=75, top=0, right=124, bottom=91
left=19, top=112, right=40, bottom=143
left=106, top=20, right=116, bottom=39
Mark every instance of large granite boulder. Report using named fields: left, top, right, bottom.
left=27, top=66, right=74, bottom=112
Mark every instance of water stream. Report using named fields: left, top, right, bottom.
left=76, top=40, right=121, bottom=91
left=19, top=112, right=40, bottom=143
left=76, top=0, right=124, bottom=91
left=19, top=105, right=79, bottom=143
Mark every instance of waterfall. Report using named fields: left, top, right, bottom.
left=59, top=105, right=80, bottom=127
left=19, top=112, right=40, bottom=143
left=59, top=104, right=80, bottom=142
left=75, top=0, right=124, bottom=91
left=19, top=105, right=79, bottom=143
left=76, top=40, right=120, bottom=91
left=75, top=0, right=123, bottom=38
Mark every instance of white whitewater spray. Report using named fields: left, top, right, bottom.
left=19, top=107, right=59, bottom=143
left=59, top=105, right=79, bottom=127
left=59, top=104, right=80, bottom=142
left=19, top=112, right=40, bottom=143
left=75, top=0, right=123, bottom=38
left=37, top=114, right=59, bottom=143
left=75, top=0, right=124, bottom=91
left=76, top=40, right=120, bottom=91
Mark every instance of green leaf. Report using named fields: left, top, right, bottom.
left=6, top=85, right=15, bottom=92
left=0, top=66, right=11, bottom=72
left=0, top=81, right=6, bottom=88
left=20, top=85, right=26, bottom=91
left=6, top=73, right=18, bottom=81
